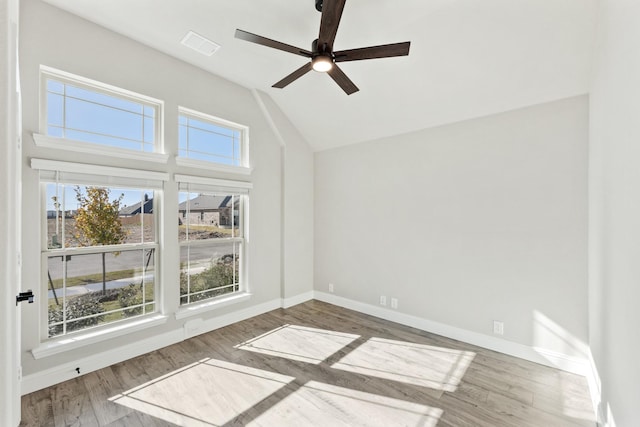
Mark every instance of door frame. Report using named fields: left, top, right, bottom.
left=0, top=0, right=22, bottom=425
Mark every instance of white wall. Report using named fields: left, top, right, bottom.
left=18, top=0, right=313, bottom=389
left=253, top=90, right=314, bottom=304
left=315, top=96, right=589, bottom=358
left=1, top=0, right=22, bottom=424
left=589, top=1, right=640, bottom=425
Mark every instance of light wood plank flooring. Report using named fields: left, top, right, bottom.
left=20, top=300, right=596, bottom=426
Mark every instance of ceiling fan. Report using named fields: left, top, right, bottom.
left=235, top=0, right=411, bottom=95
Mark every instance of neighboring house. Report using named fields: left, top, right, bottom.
left=119, top=194, right=153, bottom=217
left=178, top=194, right=238, bottom=227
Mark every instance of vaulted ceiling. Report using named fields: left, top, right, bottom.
left=42, top=0, right=597, bottom=151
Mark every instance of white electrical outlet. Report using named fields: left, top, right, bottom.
left=380, top=295, right=387, bottom=306
left=328, top=283, right=334, bottom=293
left=493, top=320, right=504, bottom=335
left=391, top=298, right=398, bottom=309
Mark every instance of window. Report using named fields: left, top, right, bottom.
left=40, top=66, right=162, bottom=154
left=31, top=67, right=253, bottom=351
left=43, top=182, right=157, bottom=337
left=34, top=159, right=168, bottom=339
left=178, top=107, right=248, bottom=169
left=177, top=176, right=250, bottom=305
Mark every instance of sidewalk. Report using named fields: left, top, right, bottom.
left=47, top=274, right=154, bottom=299
left=47, top=262, right=209, bottom=300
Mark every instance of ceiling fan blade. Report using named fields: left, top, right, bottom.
left=334, top=41, right=411, bottom=62
left=318, top=0, right=346, bottom=51
left=327, top=64, right=359, bottom=95
left=235, top=29, right=312, bottom=58
left=272, top=62, right=314, bottom=88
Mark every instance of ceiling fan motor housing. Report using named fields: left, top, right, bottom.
left=312, top=38, right=331, bottom=56
left=315, top=0, right=323, bottom=12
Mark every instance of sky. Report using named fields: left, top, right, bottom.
left=47, top=78, right=241, bottom=165
left=46, top=184, right=153, bottom=212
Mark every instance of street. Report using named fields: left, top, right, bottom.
left=47, top=244, right=236, bottom=281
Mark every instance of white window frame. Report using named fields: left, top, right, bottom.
left=32, top=159, right=168, bottom=342
left=36, top=66, right=168, bottom=164
left=176, top=107, right=251, bottom=175
left=175, top=174, right=251, bottom=316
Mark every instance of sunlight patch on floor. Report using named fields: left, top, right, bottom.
left=235, top=324, right=360, bottom=364
left=110, top=358, right=294, bottom=426
left=248, top=380, right=443, bottom=427
left=332, top=337, right=475, bottom=392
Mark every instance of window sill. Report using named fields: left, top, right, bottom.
left=175, top=292, right=252, bottom=320
left=31, top=314, right=168, bottom=359
left=33, top=133, right=170, bottom=164
left=175, top=157, right=253, bottom=176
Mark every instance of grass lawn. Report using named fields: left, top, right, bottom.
left=178, top=224, right=235, bottom=239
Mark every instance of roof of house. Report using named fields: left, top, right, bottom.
left=119, top=198, right=154, bottom=216
left=178, top=195, right=235, bottom=211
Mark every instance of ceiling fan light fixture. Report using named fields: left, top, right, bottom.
left=312, top=55, right=333, bottom=72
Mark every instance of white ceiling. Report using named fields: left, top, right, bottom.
left=42, top=0, right=597, bottom=151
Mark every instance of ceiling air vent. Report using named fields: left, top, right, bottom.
left=181, top=31, right=220, bottom=56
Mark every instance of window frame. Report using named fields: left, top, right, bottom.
left=28, top=67, right=255, bottom=356
left=33, top=159, right=168, bottom=341
left=176, top=175, right=251, bottom=311
left=37, top=65, right=168, bottom=163
left=176, top=106, right=251, bottom=175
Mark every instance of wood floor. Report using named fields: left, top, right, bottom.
left=20, top=300, right=596, bottom=426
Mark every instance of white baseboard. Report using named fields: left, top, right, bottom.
left=21, top=329, right=184, bottom=396
left=281, top=291, right=314, bottom=309
left=21, top=298, right=282, bottom=395
left=313, top=291, right=590, bottom=377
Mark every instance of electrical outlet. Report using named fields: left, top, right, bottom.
left=380, top=295, right=387, bottom=306
left=493, top=320, right=504, bottom=335
left=328, top=283, right=334, bottom=293
left=390, top=298, right=398, bottom=309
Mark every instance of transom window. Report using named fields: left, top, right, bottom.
left=41, top=66, right=161, bottom=153
left=43, top=180, right=157, bottom=337
left=178, top=107, right=248, bottom=167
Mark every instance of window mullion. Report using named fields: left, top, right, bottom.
left=62, top=82, right=67, bottom=139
